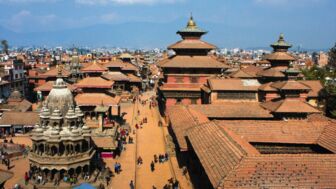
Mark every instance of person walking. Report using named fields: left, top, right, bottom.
left=24, top=172, right=29, bottom=185
left=150, top=161, right=155, bottom=172
left=129, top=180, right=135, bottom=189
left=137, top=156, right=143, bottom=165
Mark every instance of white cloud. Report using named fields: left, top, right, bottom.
left=2, top=10, right=57, bottom=32
left=1, top=10, right=120, bottom=32
left=255, top=0, right=325, bottom=4
left=0, top=0, right=59, bottom=3
left=75, top=0, right=182, bottom=5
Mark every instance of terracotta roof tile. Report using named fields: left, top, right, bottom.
left=230, top=65, right=264, bottom=78
left=160, top=55, right=229, bottom=69
left=299, top=80, right=323, bottom=97
left=75, top=77, right=114, bottom=89
left=0, top=111, right=38, bottom=125
left=186, top=120, right=336, bottom=189
left=317, top=123, right=336, bottom=153
left=257, top=68, right=285, bottom=77
left=271, top=80, right=311, bottom=90
left=101, top=72, right=130, bottom=81
left=81, top=63, right=107, bottom=73
left=189, top=103, right=273, bottom=119
left=92, top=137, right=117, bottom=150
left=40, top=67, right=70, bottom=77
left=217, top=120, right=325, bottom=144
left=261, top=99, right=320, bottom=113
left=208, top=78, right=260, bottom=91
left=167, top=105, right=209, bottom=150
left=126, top=74, right=141, bottom=82
left=259, top=82, right=277, bottom=91
left=75, top=93, right=120, bottom=106
left=34, top=81, right=75, bottom=92
left=222, top=154, right=336, bottom=188
left=186, top=122, right=258, bottom=188
left=265, top=51, right=296, bottom=61
left=168, top=39, right=216, bottom=50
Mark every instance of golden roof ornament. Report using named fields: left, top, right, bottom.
left=187, top=13, right=196, bottom=28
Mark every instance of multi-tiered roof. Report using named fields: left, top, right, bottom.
left=160, top=16, right=227, bottom=69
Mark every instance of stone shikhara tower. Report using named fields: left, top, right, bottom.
left=29, top=67, right=96, bottom=182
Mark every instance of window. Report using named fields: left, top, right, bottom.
left=176, top=98, right=182, bottom=104
left=190, top=99, right=197, bottom=104
left=190, top=77, right=199, bottom=83
left=217, top=92, right=256, bottom=100
left=15, top=74, right=18, bottom=79
left=175, top=77, right=183, bottom=83
left=285, top=91, right=300, bottom=98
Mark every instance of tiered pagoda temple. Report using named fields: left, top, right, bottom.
left=158, top=16, right=228, bottom=110
left=257, top=33, right=300, bottom=82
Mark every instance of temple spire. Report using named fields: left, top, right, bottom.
left=271, top=33, right=292, bottom=52
left=177, top=14, right=207, bottom=39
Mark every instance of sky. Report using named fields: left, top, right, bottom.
left=0, top=0, right=335, bottom=49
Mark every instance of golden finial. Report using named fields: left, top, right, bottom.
left=187, top=13, right=196, bottom=28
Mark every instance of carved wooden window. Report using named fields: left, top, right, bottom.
left=190, top=77, right=199, bottom=83
left=175, top=76, right=184, bottom=83
left=190, top=98, right=197, bottom=104
left=217, top=92, right=256, bottom=100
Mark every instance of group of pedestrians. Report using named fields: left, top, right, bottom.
left=154, top=153, right=169, bottom=163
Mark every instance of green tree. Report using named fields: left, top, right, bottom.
left=1, top=40, right=9, bottom=55
left=329, top=43, right=336, bottom=68
left=325, top=42, right=336, bottom=117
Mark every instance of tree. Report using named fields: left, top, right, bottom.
left=1, top=40, right=9, bottom=55
left=328, top=42, right=336, bottom=68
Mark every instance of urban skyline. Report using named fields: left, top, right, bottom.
left=0, top=0, right=335, bottom=49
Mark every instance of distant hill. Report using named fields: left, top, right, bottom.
left=0, top=21, right=332, bottom=50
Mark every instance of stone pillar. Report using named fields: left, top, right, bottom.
left=98, top=113, right=103, bottom=132
left=117, top=105, right=121, bottom=117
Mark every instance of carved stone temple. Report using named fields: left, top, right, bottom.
left=28, top=70, right=98, bottom=185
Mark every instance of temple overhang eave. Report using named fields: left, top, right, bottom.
left=28, top=149, right=95, bottom=170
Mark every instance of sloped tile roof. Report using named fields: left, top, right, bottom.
left=168, top=39, right=216, bottom=50
left=186, top=122, right=258, bottom=188
left=261, top=99, right=320, bottom=113
left=167, top=105, right=209, bottom=150
left=271, top=80, right=311, bottom=90
left=75, top=77, right=114, bottom=89
left=317, top=123, right=336, bottom=153
left=217, top=120, right=325, bottom=144
left=265, top=51, right=296, bottom=61
left=40, top=67, right=70, bottom=77
left=299, top=80, right=323, bottom=97
left=189, top=103, right=273, bottom=119
left=222, top=154, right=336, bottom=188
left=257, top=68, right=285, bottom=78
left=186, top=120, right=336, bottom=189
left=208, top=78, right=260, bottom=91
left=101, top=72, right=130, bottom=81
left=34, top=81, right=75, bottom=92
left=230, top=65, right=264, bottom=78
left=160, top=55, right=229, bottom=69
left=81, top=63, right=107, bottom=73
left=75, top=93, right=120, bottom=106
left=0, top=111, right=38, bottom=125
